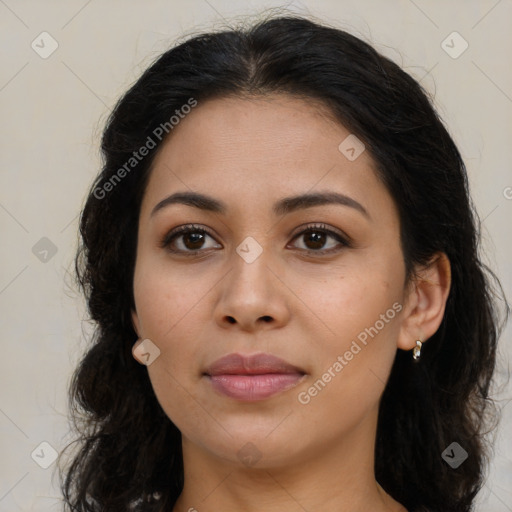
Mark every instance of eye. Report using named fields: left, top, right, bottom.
left=160, top=224, right=221, bottom=254
left=160, top=222, right=351, bottom=256
left=288, top=223, right=350, bottom=254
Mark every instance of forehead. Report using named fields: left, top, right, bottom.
left=140, top=94, right=390, bottom=219
left=152, top=93, right=349, bottom=168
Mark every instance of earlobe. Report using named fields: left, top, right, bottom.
left=130, top=310, right=146, bottom=364
left=397, top=252, right=451, bottom=352
left=131, top=309, right=141, bottom=337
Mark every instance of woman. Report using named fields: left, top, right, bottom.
left=60, top=14, right=507, bottom=512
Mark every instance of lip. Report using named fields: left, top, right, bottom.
left=204, top=352, right=306, bottom=401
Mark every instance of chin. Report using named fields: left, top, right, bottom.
left=196, top=430, right=307, bottom=469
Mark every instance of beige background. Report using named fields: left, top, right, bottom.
left=1, top=0, right=511, bottom=510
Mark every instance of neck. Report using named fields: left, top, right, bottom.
left=171, top=408, right=406, bottom=512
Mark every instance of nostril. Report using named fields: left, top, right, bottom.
left=226, top=316, right=236, bottom=324
left=261, top=316, right=273, bottom=323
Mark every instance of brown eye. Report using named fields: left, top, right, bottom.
left=161, top=225, right=221, bottom=254
left=182, top=232, right=206, bottom=250
left=302, top=231, right=327, bottom=250
left=290, top=224, right=350, bottom=254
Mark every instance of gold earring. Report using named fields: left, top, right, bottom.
left=412, top=340, right=423, bottom=362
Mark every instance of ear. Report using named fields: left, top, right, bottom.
left=131, top=308, right=141, bottom=338
left=397, top=252, right=451, bottom=351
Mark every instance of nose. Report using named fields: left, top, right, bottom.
left=214, top=245, right=291, bottom=332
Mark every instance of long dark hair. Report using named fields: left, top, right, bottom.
left=59, top=13, right=508, bottom=512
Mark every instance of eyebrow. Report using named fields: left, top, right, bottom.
left=150, top=190, right=370, bottom=219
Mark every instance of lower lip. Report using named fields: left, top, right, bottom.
left=206, top=373, right=305, bottom=401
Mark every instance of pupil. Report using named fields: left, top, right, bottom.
left=185, top=232, right=204, bottom=249
left=305, top=231, right=325, bottom=249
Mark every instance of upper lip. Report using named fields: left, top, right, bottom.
left=204, top=352, right=306, bottom=376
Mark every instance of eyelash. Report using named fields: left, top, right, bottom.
left=160, top=223, right=351, bottom=256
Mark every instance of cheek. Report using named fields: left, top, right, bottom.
left=133, top=254, right=213, bottom=339
left=132, top=254, right=216, bottom=404
left=287, top=253, right=403, bottom=347
left=292, top=297, right=401, bottom=441
left=292, top=261, right=403, bottom=411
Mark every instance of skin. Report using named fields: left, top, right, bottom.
left=131, top=94, right=451, bottom=512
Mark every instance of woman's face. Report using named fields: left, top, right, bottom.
left=131, top=94, right=410, bottom=468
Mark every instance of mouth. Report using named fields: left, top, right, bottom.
left=203, top=352, right=307, bottom=401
